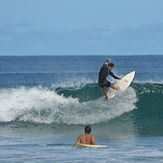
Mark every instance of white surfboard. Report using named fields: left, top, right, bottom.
left=76, top=143, right=106, bottom=148
left=108, top=71, right=135, bottom=98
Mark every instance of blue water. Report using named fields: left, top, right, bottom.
left=0, top=55, right=163, bottom=162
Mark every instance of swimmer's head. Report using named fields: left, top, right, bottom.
left=85, top=126, right=91, bottom=134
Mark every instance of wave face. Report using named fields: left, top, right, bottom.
left=131, top=83, right=163, bottom=136
left=0, top=82, right=162, bottom=127
left=0, top=84, right=163, bottom=137
left=0, top=81, right=163, bottom=130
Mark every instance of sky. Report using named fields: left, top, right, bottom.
left=0, top=0, right=163, bottom=56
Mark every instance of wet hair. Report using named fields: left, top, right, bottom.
left=85, top=126, right=91, bottom=134
left=108, top=63, right=115, bottom=68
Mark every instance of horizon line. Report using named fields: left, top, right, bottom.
left=0, top=54, right=162, bottom=57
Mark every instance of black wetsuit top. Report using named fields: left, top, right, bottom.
left=98, top=61, right=119, bottom=85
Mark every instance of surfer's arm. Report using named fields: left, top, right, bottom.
left=91, top=136, right=96, bottom=145
left=73, top=136, right=81, bottom=147
left=104, top=58, right=112, bottom=66
left=109, top=71, right=120, bottom=80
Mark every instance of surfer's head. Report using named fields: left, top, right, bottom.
left=85, top=126, right=91, bottom=134
left=108, top=63, right=114, bottom=70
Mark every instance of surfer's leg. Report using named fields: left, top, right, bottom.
left=99, top=81, right=111, bottom=100
left=102, top=87, right=108, bottom=100
left=110, top=84, right=120, bottom=90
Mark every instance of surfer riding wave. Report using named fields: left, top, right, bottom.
left=98, top=58, right=121, bottom=100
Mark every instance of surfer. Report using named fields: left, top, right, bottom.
left=73, top=126, right=96, bottom=147
left=98, top=58, right=121, bottom=100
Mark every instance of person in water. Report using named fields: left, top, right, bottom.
left=73, top=126, right=96, bottom=147
left=98, top=58, right=121, bottom=100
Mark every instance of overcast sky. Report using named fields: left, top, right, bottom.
left=0, top=0, right=163, bottom=55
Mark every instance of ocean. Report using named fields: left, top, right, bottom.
left=0, top=55, right=163, bottom=162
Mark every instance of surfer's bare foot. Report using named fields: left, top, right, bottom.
left=104, top=96, right=108, bottom=100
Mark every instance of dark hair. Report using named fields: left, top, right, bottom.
left=108, top=63, right=115, bottom=68
left=85, top=126, right=91, bottom=134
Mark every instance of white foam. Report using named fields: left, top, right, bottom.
left=0, top=87, right=79, bottom=123
left=51, top=77, right=94, bottom=89
left=134, top=79, right=163, bottom=84
left=62, top=87, right=137, bottom=125
left=0, top=86, right=137, bottom=124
